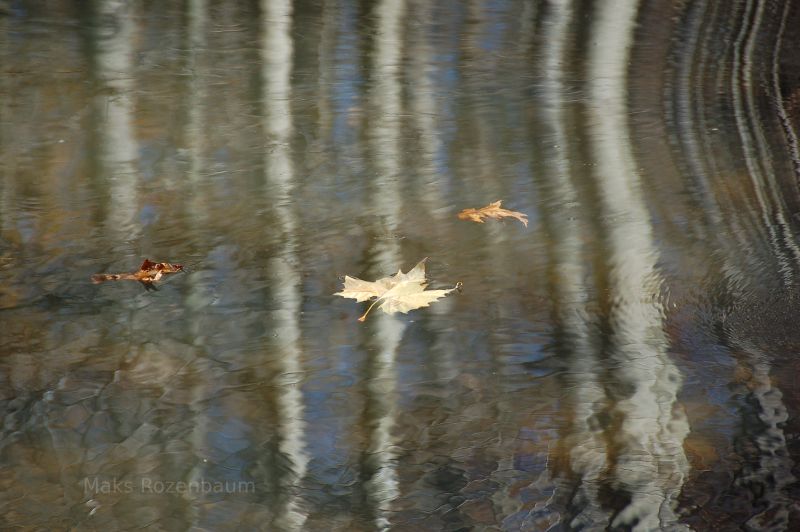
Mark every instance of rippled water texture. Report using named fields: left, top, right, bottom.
left=2, top=1, right=800, bottom=530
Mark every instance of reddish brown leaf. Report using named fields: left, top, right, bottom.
left=92, top=259, right=184, bottom=288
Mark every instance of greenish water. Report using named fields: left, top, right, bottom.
left=1, top=1, right=800, bottom=530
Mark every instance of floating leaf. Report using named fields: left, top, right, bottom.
left=335, top=258, right=458, bottom=322
left=92, top=259, right=184, bottom=290
left=457, top=200, right=528, bottom=227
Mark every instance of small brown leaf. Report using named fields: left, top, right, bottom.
left=335, top=258, right=458, bottom=321
left=457, top=200, right=528, bottom=227
left=92, top=259, right=184, bottom=288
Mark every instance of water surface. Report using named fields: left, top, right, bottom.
left=2, top=1, right=800, bottom=530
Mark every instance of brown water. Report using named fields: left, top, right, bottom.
left=2, top=1, right=800, bottom=530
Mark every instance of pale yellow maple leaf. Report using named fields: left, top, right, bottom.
left=335, top=258, right=458, bottom=322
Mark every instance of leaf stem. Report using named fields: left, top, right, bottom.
left=358, top=297, right=384, bottom=322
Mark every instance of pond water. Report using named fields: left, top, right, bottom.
left=2, top=1, right=800, bottom=530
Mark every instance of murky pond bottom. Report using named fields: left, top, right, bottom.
left=2, top=1, right=800, bottom=530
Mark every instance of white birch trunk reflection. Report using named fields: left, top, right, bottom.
left=669, top=0, right=755, bottom=287
left=364, top=0, right=407, bottom=528
left=406, top=0, right=457, bottom=386
left=407, top=0, right=446, bottom=222
left=669, top=2, right=798, bottom=527
left=261, top=1, right=308, bottom=528
left=771, top=1, right=800, bottom=189
left=183, top=1, right=212, bottom=528
left=732, top=0, right=800, bottom=284
left=186, top=0, right=207, bottom=194
left=93, top=0, right=139, bottom=241
left=461, top=0, right=511, bottom=279
left=588, top=1, right=690, bottom=529
left=461, top=0, right=499, bottom=203
left=726, top=4, right=797, bottom=527
left=539, top=0, right=609, bottom=527
left=729, top=339, right=797, bottom=530
left=0, top=12, right=11, bottom=237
